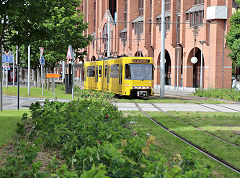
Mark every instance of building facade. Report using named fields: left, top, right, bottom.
left=80, top=0, right=236, bottom=89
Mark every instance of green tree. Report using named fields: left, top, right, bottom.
left=1, top=0, right=91, bottom=86
left=13, top=0, right=91, bottom=71
left=39, top=0, right=91, bottom=70
left=226, top=0, right=240, bottom=77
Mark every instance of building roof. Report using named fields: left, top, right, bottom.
left=119, top=27, right=127, bottom=33
left=132, top=16, right=144, bottom=23
left=156, top=11, right=171, bottom=19
left=186, top=4, right=204, bottom=13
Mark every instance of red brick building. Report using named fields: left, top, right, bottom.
left=80, top=0, right=236, bottom=90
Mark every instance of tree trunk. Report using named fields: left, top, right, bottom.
left=46, top=68, right=51, bottom=90
left=33, top=69, right=37, bottom=87
left=37, top=68, right=41, bottom=87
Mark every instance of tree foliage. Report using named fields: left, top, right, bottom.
left=226, top=0, right=240, bottom=67
left=1, top=0, right=91, bottom=70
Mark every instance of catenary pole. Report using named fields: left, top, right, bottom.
left=200, top=42, right=204, bottom=90
left=62, top=60, right=65, bottom=82
left=13, top=51, right=15, bottom=86
left=16, top=46, right=20, bottom=110
left=177, top=48, right=179, bottom=89
left=28, top=45, right=30, bottom=95
left=41, top=64, right=43, bottom=96
left=160, top=0, right=166, bottom=98
left=6, top=64, right=8, bottom=89
left=107, top=15, right=111, bottom=58
left=72, top=54, right=74, bottom=100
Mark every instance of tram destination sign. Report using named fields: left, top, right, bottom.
left=132, top=59, right=150, bottom=63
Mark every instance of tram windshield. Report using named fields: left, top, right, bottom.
left=125, top=64, right=153, bottom=80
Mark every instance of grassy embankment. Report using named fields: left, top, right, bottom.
left=124, top=111, right=240, bottom=177
left=2, top=86, right=72, bottom=99
left=0, top=110, right=30, bottom=147
left=3, top=86, right=227, bottom=104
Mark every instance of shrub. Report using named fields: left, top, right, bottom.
left=0, top=96, right=210, bottom=177
left=194, top=89, right=240, bottom=102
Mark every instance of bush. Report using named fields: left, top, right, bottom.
left=194, top=89, right=240, bottom=102
left=55, top=84, right=115, bottom=100
left=0, top=96, right=210, bottom=177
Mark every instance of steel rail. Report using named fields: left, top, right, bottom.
left=134, top=103, right=240, bottom=175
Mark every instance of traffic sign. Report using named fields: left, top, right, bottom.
left=3, top=66, right=10, bottom=70
left=39, top=56, right=45, bottom=66
left=39, top=47, right=44, bottom=57
left=2, top=55, right=13, bottom=63
left=66, top=45, right=74, bottom=60
left=46, top=73, right=61, bottom=78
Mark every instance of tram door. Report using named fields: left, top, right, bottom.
left=95, top=66, right=98, bottom=89
left=107, top=65, right=110, bottom=91
left=119, top=65, right=122, bottom=94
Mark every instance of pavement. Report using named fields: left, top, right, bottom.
left=2, top=95, right=70, bottom=110
left=113, top=102, right=240, bottom=112
left=2, top=93, right=240, bottom=113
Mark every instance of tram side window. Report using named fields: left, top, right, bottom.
left=99, top=66, right=102, bottom=77
left=110, top=64, right=119, bottom=78
left=125, top=64, right=131, bottom=79
left=87, top=66, right=95, bottom=77
left=105, top=65, right=108, bottom=77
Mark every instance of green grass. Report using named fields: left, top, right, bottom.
left=170, top=112, right=240, bottom=145
left=123, top=111, right=240, bottom=177
left=147, top=112, right=240, bottom=171
left=116, top=97, right=226, bottom=104
left=3, top=86, right=72, bottom=99
left=0, top=110, right=30, bottom=147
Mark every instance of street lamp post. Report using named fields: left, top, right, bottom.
left=199, top=40, right=206, bottom=90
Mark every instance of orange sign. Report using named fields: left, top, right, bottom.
left=46, top=73, right=61, bottom=78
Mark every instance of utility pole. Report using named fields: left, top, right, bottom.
left=160, top=0, right=166, bottom=98
left=28, top=45, right=30, bottom=95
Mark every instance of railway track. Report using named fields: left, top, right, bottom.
left=152, top=103, right=240, bottom=147
left=134, top=102, right=240, bottom=175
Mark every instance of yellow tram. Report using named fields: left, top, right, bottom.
left=84, top=57, right=154, bottom=97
